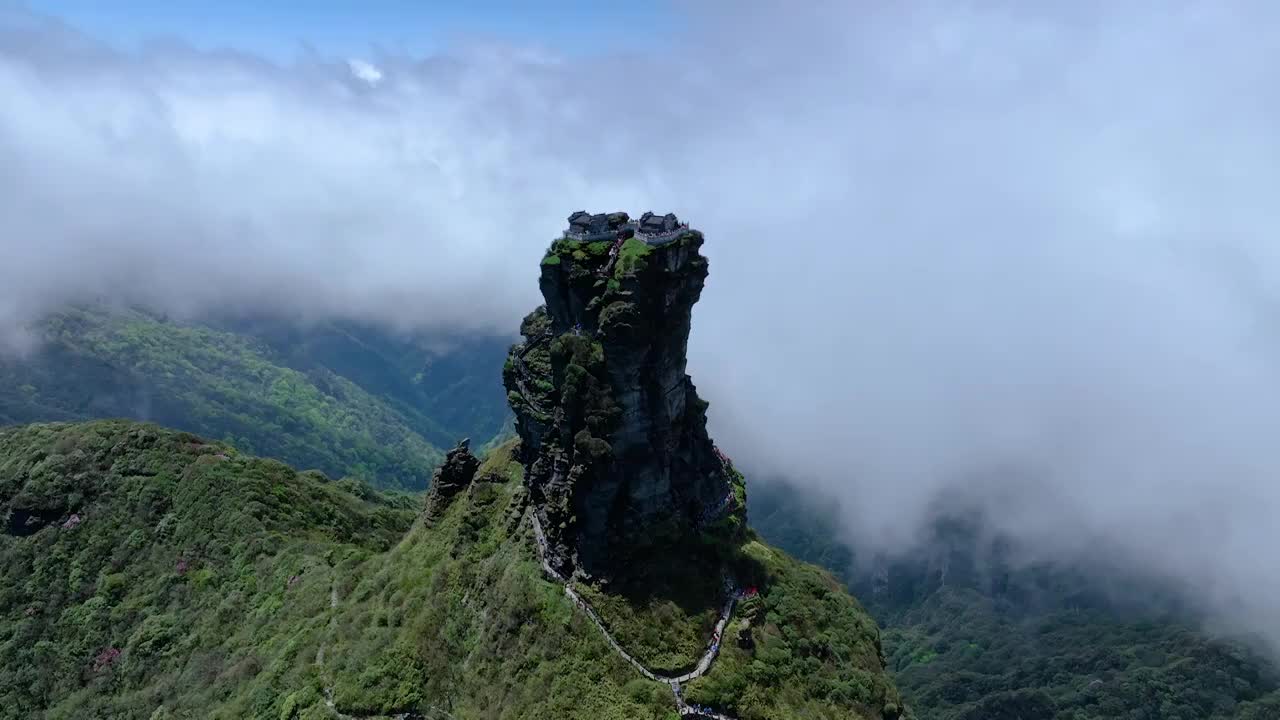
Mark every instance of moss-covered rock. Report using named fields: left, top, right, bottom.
left=421, top=438, right=480, bottom=522
left=506, top=214, right=738, bottom=579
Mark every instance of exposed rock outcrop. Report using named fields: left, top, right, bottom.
left=736, top=620, right=755, bottom=651
left=505, top=211, right=746, bottom=578
left=422, top=439, right=480, bottom=522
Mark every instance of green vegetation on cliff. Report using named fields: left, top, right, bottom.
left=0, top=422, right=901, bottom=720
left=614, top=237, right=654, bottom=277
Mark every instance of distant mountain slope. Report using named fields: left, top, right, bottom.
left=218, top=315, right=512, bottom=451
left=0, top=421, right=902, bottom=720
left=0, top=307, right=512, bottom=491
left=748, top=480, right=1280, bottom=720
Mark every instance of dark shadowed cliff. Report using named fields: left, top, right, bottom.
left=505, top=211, right=743, bottom=579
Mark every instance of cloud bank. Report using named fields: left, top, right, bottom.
left=6, top=2, right=1280, bottom=648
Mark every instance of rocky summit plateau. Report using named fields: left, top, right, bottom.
left=505, top=210, right=746, bottom=579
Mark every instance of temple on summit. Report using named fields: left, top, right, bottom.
left=564, top=210, right=689, bottom=245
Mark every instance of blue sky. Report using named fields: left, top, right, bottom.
left=22, top=0, right=673, bottom=58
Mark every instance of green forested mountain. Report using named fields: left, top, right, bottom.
left=4, top=306, right=1278, bottom=719
left=0, top=307, right=511, bottom=491
left=0, top=421, right=900, bottom=719
left=748, top=480, right=1280, bottom=720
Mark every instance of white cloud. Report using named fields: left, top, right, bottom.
left=347, top=58, right=382, bottom=85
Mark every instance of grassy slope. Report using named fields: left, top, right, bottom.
left=0, top=308, right=453, bottom=490
left=748, top=480, right=1280, bottom=720
left=0, top=422, right=901, bottom=720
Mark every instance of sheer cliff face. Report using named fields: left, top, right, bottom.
left=504, top=216, right=743, bottom=577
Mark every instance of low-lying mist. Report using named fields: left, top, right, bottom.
left=5, top=2, right=1280, bottom=654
